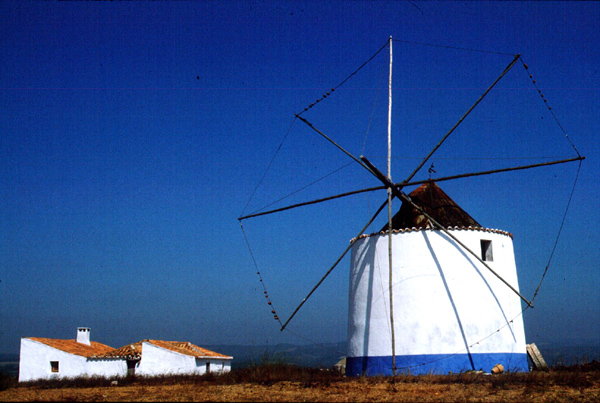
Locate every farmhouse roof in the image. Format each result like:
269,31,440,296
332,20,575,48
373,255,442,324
93,340,232,360
381,181,481,231
93,341,143,359
26,337,114,358
146,340,233,359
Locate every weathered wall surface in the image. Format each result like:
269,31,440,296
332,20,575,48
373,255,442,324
347,229,528,375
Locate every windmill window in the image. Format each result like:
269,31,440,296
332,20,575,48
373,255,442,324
50,361,59,373
481,240,493,262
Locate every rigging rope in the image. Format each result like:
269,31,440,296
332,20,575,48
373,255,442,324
519,58,582,158
241,40,387,219
239,222,283,327
239,117,297,219
392,38,516,56
360,40,389,237
297,40,389,116
244,161,354,218
515,56,585,302
361,44,388,156
530,158,583,304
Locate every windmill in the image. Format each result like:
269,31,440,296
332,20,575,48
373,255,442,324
239,37,584,376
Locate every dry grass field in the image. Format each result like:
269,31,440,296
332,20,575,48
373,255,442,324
1,361,599,402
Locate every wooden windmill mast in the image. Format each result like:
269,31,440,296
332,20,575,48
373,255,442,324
386,36,396,375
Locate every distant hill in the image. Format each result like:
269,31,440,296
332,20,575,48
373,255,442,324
0,355,18,363
205,341,600,370
0,354,19,378
535,342,600,367
204,342,347,370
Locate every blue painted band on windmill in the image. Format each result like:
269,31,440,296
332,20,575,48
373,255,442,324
346,352,529,376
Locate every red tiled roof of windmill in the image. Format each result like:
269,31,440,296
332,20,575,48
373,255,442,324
381,181,481,231
27,337,115,358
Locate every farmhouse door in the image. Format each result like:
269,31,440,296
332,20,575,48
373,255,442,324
126,360,137,376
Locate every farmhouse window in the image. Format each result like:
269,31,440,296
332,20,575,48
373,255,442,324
50,361,59,373
481,240,493,262
206,362,211,373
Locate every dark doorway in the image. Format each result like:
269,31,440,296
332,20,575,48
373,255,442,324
126,359,137,376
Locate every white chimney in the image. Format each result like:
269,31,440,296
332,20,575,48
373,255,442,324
77,327,91,345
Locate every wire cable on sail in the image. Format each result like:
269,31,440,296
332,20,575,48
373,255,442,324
361,45,388,156
392,39,517,56
295,114,376,176
531,158,583,304
239,117,298,219
519,57,582,158
243,161,354,218
297,40,389,117
239,222,283,326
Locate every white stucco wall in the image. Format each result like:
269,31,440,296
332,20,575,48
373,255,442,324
18,338,126,382
136,342,231,377
348,229,527,359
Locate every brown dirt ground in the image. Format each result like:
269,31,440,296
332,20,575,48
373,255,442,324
2,377,600,402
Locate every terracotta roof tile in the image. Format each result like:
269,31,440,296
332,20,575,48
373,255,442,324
146,340,232,359
28,337,232,361
27,338,114,358
93,341,143,359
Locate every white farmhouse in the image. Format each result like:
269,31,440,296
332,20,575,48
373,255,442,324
18,328,125,382
95,339,233,377
18,327,233,382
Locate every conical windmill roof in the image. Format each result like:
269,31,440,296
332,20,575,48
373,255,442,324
381,182,481,231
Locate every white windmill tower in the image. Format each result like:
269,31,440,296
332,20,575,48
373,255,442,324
347,181,527,375
239,37,583,376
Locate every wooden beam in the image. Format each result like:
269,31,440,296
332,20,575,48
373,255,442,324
237,156,584,221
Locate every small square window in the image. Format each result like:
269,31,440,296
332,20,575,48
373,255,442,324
481,240,493,262
50,361,59,373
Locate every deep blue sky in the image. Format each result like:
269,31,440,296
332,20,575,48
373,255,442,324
1,2,598,356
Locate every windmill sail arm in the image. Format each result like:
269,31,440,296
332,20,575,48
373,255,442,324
403,54,521,184
402,156,585,186
238,185,386,221
280,198,389,331
295,114,376,176
239,156,583,222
